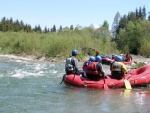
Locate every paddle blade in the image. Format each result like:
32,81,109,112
104,84,110,90
124,79,132,90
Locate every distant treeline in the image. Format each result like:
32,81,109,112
1,6,150,58
0,17,57,33
0,17,80,33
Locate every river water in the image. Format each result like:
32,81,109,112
0,57,150,113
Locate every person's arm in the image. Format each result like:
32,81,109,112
97,63,105,76
110,62,113,71
72,57,79,72
121,63,128,74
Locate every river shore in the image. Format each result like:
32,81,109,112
0,54,150,64
0,54,66,62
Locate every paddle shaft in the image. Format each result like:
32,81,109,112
103,74,110,90
60,74,66,84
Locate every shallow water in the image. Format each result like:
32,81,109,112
0,57,150,113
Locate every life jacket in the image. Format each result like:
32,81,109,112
87,62,100,75
111,61,122,72
82,60,90,71
65,57,74,72
125,55,132,62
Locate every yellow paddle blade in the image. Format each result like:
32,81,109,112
124,79,132,90
123,89,131,98
104,84,110,90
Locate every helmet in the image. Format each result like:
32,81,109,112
120,55,125,60
72,49,78,55
89,56,95,62
115,56,122,62
95,55,102,62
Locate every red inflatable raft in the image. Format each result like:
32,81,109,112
102,58,113,65
102,57,132,65
64,64,150,89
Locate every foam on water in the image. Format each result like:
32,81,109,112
0,58,59,78
12,70,43,78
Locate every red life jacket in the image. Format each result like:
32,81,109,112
82,60,89,71
87,62,100,75
125,55,132,62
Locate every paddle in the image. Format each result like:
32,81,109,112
124,77,132,90
103,75,110,90
60,74,66,84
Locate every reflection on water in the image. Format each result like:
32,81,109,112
58,86,150,113
133,90,150,113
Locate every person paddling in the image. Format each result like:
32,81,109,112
110,56,127,80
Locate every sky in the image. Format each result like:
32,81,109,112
1,0,150,30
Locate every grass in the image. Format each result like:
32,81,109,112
131,62,146,69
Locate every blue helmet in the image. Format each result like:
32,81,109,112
120,55,125,61
115,56,122,62
89,56,95,62
72,49,78,55
95,55,102,62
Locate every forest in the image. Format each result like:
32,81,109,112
0,6,150,60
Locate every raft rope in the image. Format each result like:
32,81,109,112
72,73,76,82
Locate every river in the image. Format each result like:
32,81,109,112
0,56,150,113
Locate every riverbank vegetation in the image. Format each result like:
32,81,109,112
131,62,146,69
0,6,150,61
0,29,118,60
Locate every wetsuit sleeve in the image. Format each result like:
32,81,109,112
72,57,79,71
121,63,128,74
97,63,105,75
110,62,113,71
74,58,79,70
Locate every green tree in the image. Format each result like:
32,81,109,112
52,24,56,32
135,8,139,18
0,17,7,32
142,6,146,20
20,20,24,30
70,25,74,30
117,15,127,34
102,20,109,30
139,7,143,19
128,12,136,21
24,24,32,32
14,20,20,32
44,26,48,33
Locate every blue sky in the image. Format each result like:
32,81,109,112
1,0,150,30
